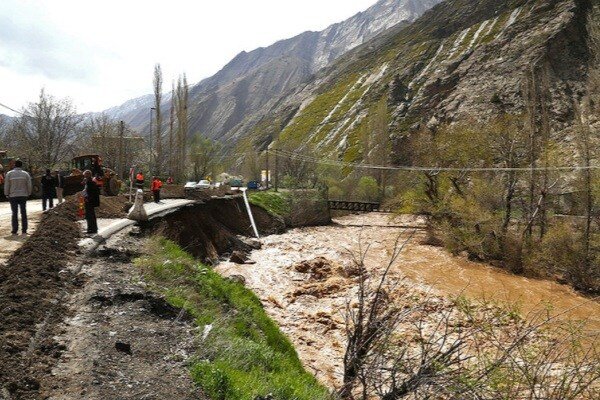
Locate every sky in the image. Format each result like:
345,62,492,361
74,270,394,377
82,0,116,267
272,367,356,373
0,0,377,116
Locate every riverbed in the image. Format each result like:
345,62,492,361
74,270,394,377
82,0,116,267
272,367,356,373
216,213,599,388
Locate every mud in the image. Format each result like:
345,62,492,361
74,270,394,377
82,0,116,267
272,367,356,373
1,195,156,399
44,231,204,400
0,199,80,399
216,213,600,389
146,198,285,262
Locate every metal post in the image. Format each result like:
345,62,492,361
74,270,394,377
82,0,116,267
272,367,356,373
265,148,269,190
274,147,278,192
118,120,124,178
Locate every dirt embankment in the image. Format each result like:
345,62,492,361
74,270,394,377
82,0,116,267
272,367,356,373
0,195,133,399
147,197,285,262
0,199,80,399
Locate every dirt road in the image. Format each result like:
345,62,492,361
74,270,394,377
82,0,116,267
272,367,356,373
0,200,44,263
45,229,204,400
216,213,600,388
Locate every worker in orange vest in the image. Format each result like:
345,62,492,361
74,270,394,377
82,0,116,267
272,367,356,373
151,176,163,203
135,171,145,189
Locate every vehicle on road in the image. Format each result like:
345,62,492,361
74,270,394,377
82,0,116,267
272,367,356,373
197,180,211,189
247,181,261,190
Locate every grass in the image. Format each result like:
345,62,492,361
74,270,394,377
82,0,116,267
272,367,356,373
248,191,291,217
136,238,331,400
279,73,361,145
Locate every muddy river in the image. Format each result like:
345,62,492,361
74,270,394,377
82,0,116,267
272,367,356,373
216,213,599,388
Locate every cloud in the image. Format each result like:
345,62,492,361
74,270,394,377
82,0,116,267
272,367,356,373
0,3,108,82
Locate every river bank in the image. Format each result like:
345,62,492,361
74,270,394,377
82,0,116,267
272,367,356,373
216,212,600,388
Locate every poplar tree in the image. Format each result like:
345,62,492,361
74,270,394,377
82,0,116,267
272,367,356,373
153,64,163,175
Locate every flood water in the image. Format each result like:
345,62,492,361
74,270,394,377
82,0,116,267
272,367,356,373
216,213,599,388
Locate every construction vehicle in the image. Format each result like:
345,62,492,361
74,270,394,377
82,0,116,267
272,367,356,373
66,154,122,196
1,153,121,199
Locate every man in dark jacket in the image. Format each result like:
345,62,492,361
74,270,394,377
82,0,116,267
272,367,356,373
41,169,56,211
83,170,100,234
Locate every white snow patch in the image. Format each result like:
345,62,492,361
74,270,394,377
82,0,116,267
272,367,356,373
468,20,490,49
446,28,471,60
484,16,499,38
413,40,447,85
504,7,523,31
308,74,367,142
311,63,388,148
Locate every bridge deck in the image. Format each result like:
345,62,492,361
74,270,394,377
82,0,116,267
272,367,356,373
328,200,390,213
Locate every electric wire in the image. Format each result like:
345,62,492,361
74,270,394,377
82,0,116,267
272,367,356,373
272,148,600,173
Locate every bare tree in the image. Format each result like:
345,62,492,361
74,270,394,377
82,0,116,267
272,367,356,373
11,89,83,169
168,81,175,178
83,114,119,168
153,64,163,175
340,235,600,399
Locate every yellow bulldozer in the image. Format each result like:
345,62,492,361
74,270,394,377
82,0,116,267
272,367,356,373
60,154,122,197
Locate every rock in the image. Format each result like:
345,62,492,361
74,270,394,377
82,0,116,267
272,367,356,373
227,275,247,285
230,251,249,264
115,341,132,355
239,236,262,250
254,395,274,400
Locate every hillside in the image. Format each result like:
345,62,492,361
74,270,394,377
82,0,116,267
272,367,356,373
247,0,595,163
102,0,442,139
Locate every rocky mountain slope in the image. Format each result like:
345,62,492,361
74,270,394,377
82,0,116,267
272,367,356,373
245,0,595,163
102,0,442,138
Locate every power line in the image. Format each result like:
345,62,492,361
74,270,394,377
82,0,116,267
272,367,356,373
0,101,26,117
273,148,600,173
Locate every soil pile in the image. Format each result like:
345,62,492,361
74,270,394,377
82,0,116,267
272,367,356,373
96,195,130,219
0,198,81,399
148,198,285,262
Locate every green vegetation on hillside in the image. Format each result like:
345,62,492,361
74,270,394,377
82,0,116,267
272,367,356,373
279,73,362,145
136,239,330,400
248,191,291,217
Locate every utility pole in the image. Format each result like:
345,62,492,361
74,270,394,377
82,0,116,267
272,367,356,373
274,147,278,192
265,148,269,190
118,120,124,178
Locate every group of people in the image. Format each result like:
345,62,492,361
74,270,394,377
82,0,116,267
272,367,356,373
40,169,66,210
135,171,164,203
4,163,168,237
3,162,100,236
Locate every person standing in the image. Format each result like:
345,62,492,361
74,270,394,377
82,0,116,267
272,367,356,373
55,170,65,204
41,169,56,211
83,170,100,235
151,176,163,203
135,171,145,190
3,160,32,235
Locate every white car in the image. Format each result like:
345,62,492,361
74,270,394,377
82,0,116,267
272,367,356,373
184,181,197,189
196,180,212,189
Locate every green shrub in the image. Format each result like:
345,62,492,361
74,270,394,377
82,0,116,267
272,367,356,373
248,191,291,217
356,175,379,202
136,238,330,400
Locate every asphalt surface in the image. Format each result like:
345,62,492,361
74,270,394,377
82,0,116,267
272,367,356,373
0,199,44,263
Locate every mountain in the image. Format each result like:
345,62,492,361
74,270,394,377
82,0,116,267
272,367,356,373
245,0,595,162
102,0,443,139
